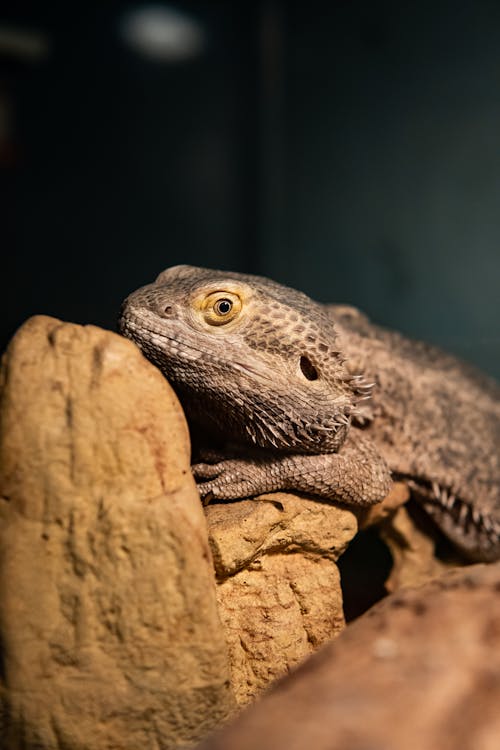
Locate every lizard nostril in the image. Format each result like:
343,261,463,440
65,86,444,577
164,305,173,315
300,356,318,381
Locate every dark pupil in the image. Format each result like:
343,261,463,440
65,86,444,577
217,299,232,315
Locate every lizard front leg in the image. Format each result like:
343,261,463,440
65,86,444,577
192,433,392,507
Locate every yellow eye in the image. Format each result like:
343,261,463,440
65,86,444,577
202,291,242,326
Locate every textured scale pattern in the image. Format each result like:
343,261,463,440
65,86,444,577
119,265,500,562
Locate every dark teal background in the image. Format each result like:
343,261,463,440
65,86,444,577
2,1,499,377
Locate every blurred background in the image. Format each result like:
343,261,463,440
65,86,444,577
1,0,499,377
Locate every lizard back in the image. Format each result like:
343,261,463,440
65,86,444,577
331,304,500,558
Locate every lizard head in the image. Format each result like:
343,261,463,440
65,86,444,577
119,265,372,454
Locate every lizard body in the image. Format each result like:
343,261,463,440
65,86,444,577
119,265,500,562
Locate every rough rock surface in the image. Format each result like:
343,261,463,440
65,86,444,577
357,482,460,592
379,504,458,591
0,316,235,750
195,562,500,750
205,494,356,703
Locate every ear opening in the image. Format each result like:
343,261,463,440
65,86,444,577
300,355,319,381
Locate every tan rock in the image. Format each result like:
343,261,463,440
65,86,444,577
0,316,235,750
358,480,410,528
206,493,357,577
358,482,459,593
205,494,356,703
195,562,500,750
215,554,345,705
380,504,458,591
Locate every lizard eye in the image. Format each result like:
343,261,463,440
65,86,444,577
202,291,242,326
214,298,232,316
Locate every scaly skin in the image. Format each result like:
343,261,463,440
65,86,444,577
118,265,500,562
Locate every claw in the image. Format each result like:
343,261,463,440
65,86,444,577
201,490,215,507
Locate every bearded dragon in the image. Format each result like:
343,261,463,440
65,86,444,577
118,265,500,562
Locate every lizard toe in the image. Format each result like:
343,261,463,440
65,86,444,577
192,462,224,480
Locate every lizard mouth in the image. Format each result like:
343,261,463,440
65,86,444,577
232,359,276,383
119,312,206,363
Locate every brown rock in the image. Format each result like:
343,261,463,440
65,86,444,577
358,482,459,593
380,504,458,591
205,494,356,703
215,553,345,705
195,562,500,750
206,493,357,577
358,480,410,528
0,316,235,750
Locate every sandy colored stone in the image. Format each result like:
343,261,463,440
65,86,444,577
0,316,235,750
358,482,459,593
358,480,410,529
206,493,358,577
205,494,356,704
215,554,344,705
196,562,500,750
380,504,458,591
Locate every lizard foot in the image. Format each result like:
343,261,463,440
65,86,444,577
193,457,277,502
192,434,392,507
